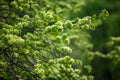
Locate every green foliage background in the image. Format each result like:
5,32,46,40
68,0,120,80
0,0,120,80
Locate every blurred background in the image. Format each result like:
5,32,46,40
67,0,120,80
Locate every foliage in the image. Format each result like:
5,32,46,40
72,0,120,80
106,37,120,63
68,9,109,64
0,0,108,80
